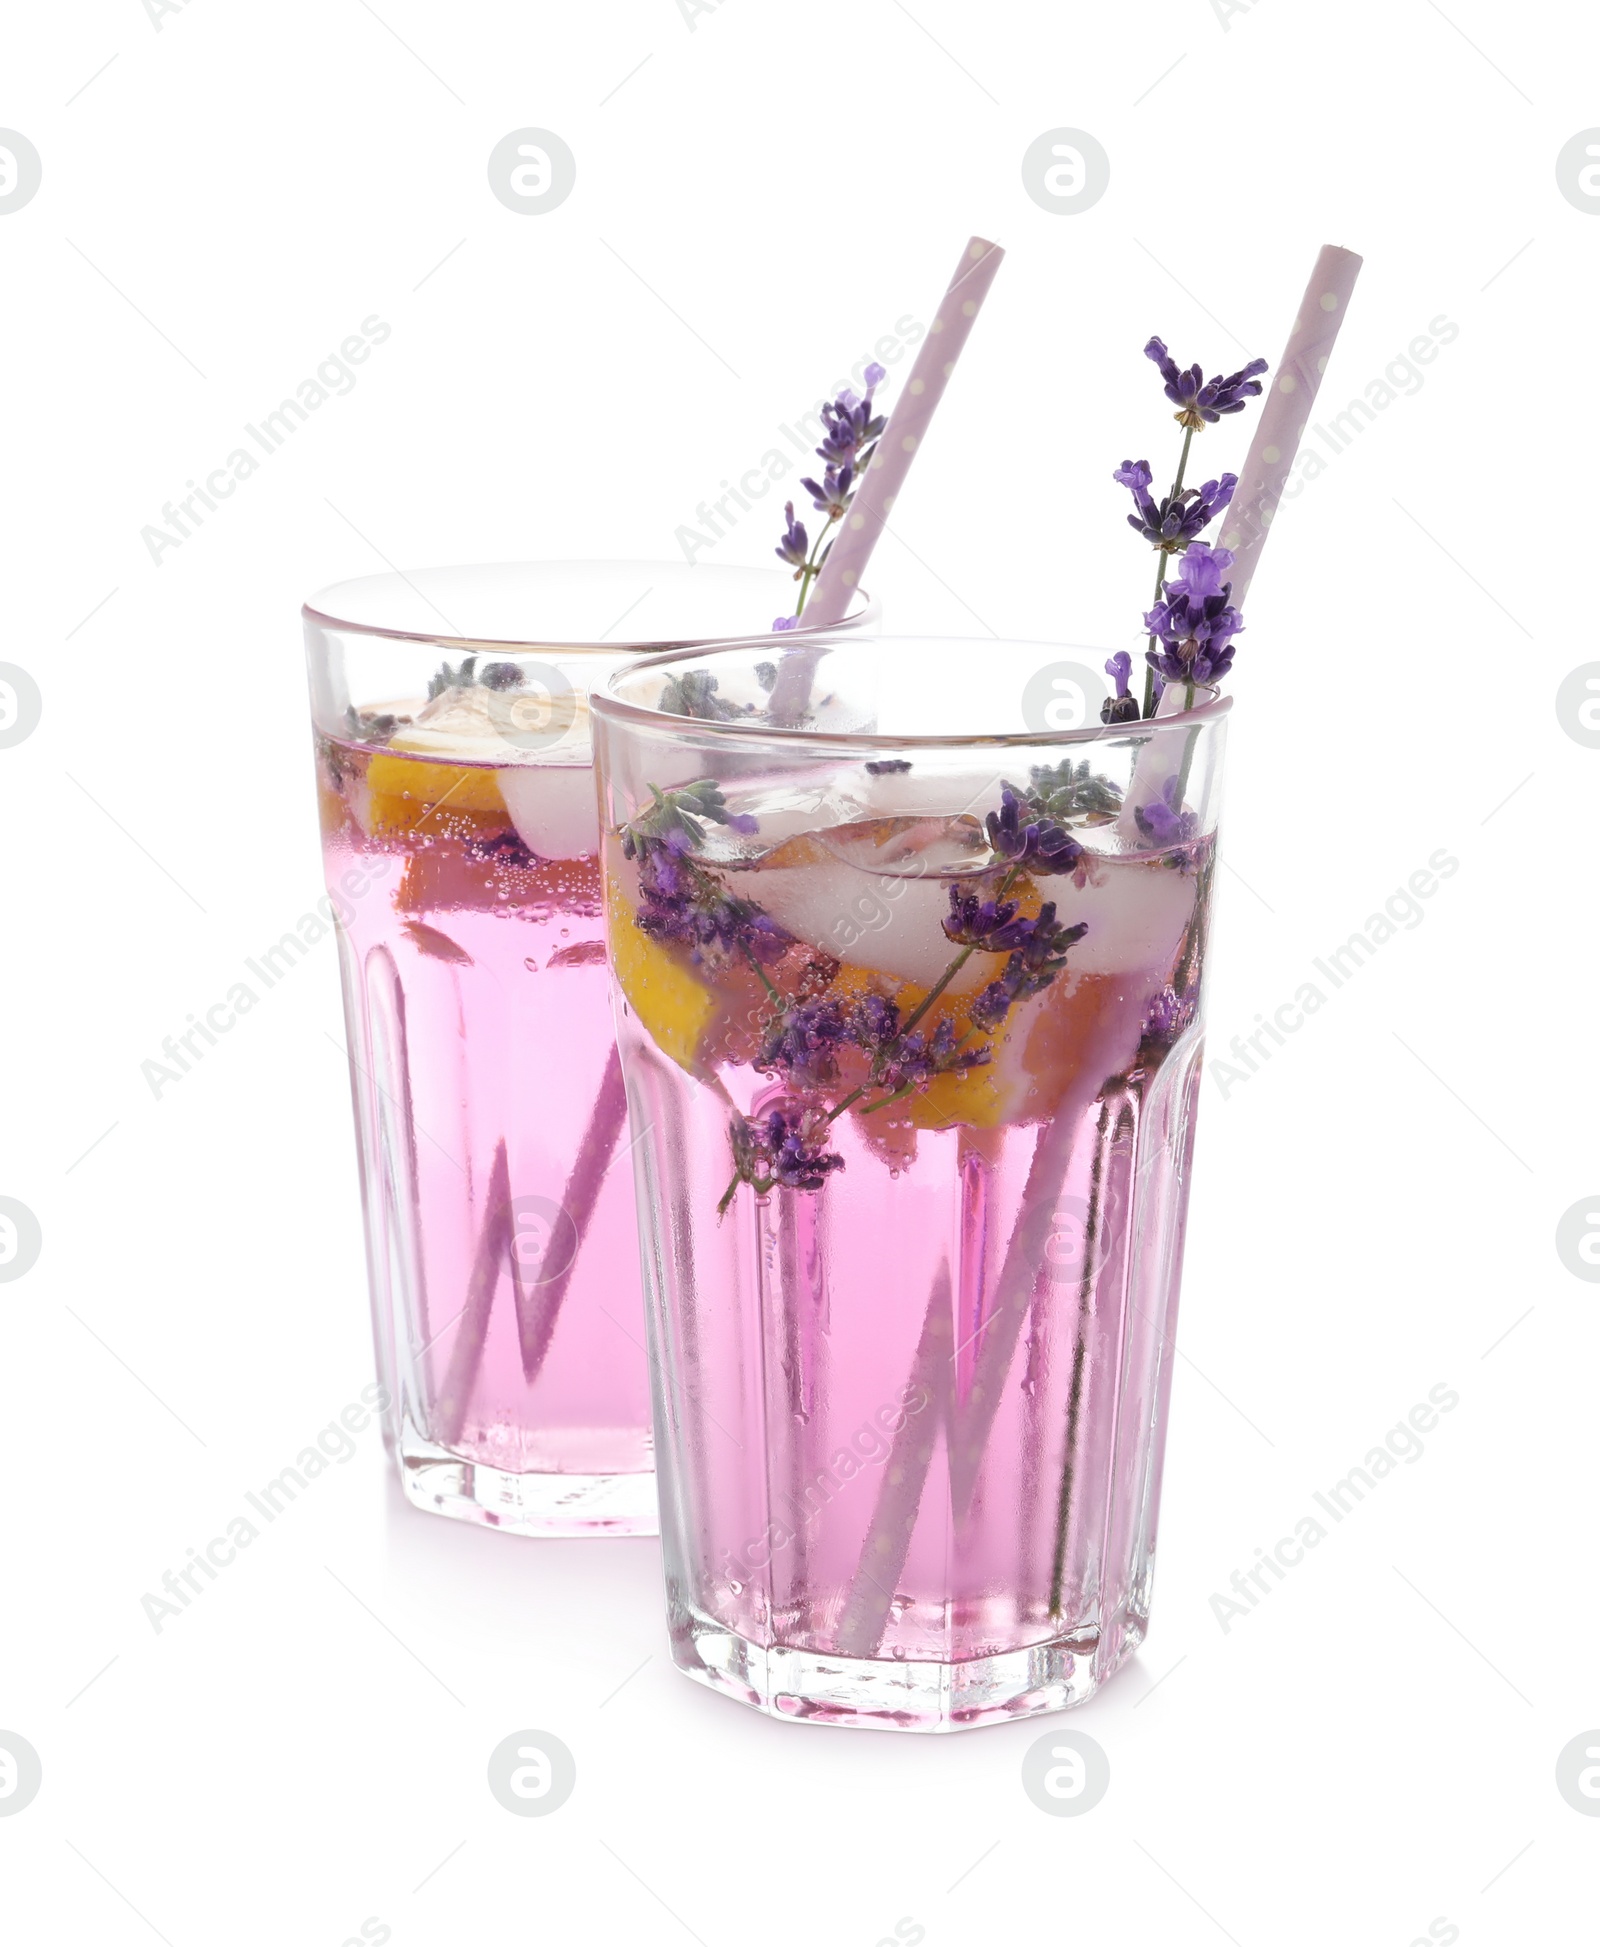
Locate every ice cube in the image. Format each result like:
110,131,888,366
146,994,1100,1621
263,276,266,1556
749,843,992,992
857,762,1017,823
1048,856,1196,975
499,763,601,861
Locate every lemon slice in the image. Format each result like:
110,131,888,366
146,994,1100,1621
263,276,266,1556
606,876,716,1074
354,683,596,842
360,752,508,838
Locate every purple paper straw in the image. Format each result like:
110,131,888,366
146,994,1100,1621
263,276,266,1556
433,1138,512,1448
832,1265,954,1660
802,235,1006,629
514,1046,630,1382
1217,243,1364,608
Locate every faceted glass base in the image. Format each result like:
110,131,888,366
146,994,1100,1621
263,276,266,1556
668,1596,1145,1733
398,1416,658,1537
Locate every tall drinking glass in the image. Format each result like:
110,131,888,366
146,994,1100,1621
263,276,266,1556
594,634,1227,1722
303,565,877,1537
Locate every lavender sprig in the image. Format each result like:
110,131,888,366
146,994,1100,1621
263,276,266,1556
621,781,1091,1213
774,364,888,628
634,831,788,971
619,779,757,860
1120,337,1264,717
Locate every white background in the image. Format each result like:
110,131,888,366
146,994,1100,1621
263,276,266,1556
2,1,1594,1942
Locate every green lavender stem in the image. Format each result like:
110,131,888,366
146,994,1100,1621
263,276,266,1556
1140,423,1196,719
792,513,838,620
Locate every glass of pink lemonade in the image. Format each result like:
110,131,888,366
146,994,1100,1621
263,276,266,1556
303,564,876,1537
594,632,1227,1722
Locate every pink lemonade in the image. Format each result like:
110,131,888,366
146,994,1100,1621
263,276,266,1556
316,687,654,1534
596,640,1228,1728
303,561,879,1539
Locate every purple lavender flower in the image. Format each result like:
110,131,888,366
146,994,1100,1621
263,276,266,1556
634,829,782,969
794,372,888,523
943,886,1043,953
1115,460,1238,550
1100,651,1141,726
772,615,799,632
775,501,808,571
1144,339,1269,429
1133,776,1199,849
756,998,850,1088
732,1105,845,1194
968,980,1015,1034
874,1019,989,1094
768,1106,845,1190
815,370,889,468
844,991,987,1095
999,902,1088,998
660,668,760,722
798,462,856,520
1143,984,1198,1045
848,992,902,1054
985,785,1085,876
967,902,1088,1028
1144,541,1244,688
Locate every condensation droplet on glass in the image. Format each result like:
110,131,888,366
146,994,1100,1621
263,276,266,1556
728,1580,743,1595
524,957,539,972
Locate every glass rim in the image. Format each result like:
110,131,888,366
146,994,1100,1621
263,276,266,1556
591,633,1235,752
301,559,879,655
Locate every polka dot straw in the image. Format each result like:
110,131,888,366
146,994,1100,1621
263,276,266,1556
1218,243,1364,608
802,235,1006,628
